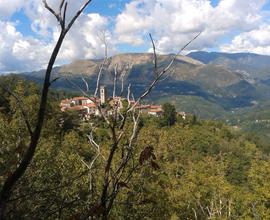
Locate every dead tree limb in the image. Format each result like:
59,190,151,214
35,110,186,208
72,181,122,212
113,65,118,98
129,32,201,111
149,34,158,77
98,33,200,219
67,31,200,219
81,76,89,92
94,31,108,97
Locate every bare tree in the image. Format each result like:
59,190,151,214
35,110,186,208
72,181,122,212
69,32,200,219
0,1,92,218
95,30,109,97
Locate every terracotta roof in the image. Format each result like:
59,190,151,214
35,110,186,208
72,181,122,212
150,105,162,109
61,97,97,104
68,106,86,111
136,105,151,109
148,109,163,113
85,103,96,108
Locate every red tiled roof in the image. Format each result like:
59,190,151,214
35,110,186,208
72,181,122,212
68,106,86,111
61,97,98,104
85,103,96,108
148,109,163,113
136,105,151,109
150,105,162,109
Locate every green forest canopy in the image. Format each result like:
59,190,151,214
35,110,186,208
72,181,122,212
0,77,270,219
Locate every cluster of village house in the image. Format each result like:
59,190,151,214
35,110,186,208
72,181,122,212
60,86,165,118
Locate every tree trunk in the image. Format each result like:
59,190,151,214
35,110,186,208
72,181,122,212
0,31,66,219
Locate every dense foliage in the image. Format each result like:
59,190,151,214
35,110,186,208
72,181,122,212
0,77,269,219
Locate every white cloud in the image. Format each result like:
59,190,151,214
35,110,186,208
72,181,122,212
0,21,52,72
0,1,112,72
0,0,24,18
57,13,114,61
220,24,270,55
115,0,268,53
210,0,267,30
23,0,92,36
0,0,270,72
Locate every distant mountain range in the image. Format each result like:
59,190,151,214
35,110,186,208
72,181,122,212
187,51,270,81
18,51,270,118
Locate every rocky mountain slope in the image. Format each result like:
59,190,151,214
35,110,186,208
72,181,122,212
20,52,270,117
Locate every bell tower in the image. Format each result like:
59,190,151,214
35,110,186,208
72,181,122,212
100,86,107,104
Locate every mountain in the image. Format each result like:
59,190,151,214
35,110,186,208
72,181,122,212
187,51,270,81
18,52,270,118
24,53,249,88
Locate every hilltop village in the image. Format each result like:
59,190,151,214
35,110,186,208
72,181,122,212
60,86,167,119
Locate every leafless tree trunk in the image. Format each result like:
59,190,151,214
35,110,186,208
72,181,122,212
68,32,200,219
0,1,92,218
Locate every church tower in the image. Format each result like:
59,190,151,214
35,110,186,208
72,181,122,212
100,86,107,105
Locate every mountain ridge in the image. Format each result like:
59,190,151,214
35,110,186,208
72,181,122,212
15,52,270,118
187,51,270,80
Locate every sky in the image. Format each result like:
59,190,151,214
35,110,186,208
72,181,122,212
1,0,270,73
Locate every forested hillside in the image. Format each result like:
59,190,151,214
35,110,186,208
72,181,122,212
1,77,269,219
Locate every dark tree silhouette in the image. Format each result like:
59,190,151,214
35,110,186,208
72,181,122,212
0,1,92,218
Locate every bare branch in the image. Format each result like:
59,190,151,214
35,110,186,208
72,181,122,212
65,78,111,126
94,31,108,97
158,67,175,83
65,78,85,95
60,30,200,220
65,0,92,33
129,32,201,112
113,65,118,98
87,131,106,161
113,110,141,183
98,30,108,59
50,77,61,85
81,77,89,92
79,129,108,193
120,74,125,97
128,110,141,149
131,93,135,101
127,84,132,107
0,1,92,215
94,60,106,97
119,62,133,97
59,0,66,16
162,31,201,73
149,33,158,77
63,2,68,28
42,0,62,25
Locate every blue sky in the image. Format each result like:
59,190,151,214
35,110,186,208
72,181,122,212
1,0,270,73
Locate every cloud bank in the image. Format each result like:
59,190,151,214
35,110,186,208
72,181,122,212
0,0,270,72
